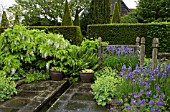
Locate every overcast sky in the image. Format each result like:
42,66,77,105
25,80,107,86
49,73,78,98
0,0,138,9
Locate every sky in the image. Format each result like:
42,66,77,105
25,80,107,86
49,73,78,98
0,0,138,9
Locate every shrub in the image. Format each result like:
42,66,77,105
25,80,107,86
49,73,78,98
111,2,121,23
1,11,9,27
73,9,80,26
61,0,73,26
25,71,49,83
121,10,138,23
94,67,118,80
0,25,71,79
0,71,17,101
91,75,122,106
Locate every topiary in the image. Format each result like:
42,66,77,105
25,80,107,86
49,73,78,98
1,11,9,27
61,0,73,26
111,2,121,23
73,9,80,26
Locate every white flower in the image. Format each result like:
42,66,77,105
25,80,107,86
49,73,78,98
54,43,59,49
11,68,16,75
14,40,17,45
46,62,49,70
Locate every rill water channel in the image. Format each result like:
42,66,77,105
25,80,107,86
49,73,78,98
0,79,108,112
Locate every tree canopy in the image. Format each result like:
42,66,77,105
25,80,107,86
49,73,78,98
9,0,91,26
136,0,170,23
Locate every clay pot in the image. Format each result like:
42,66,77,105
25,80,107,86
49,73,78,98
50,71,64,81
80,72,94,83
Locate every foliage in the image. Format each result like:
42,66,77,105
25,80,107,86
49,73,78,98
116,0,121,15
121,10,138,23
80,0,110,36
62,0,73,26
25,71,49,83
11,69,26,81
7,4,22,26
28,26,83,45
113,64,170,111
13,0,90,26
14,0,65,26
111,2,121,23
0,71,17,102
1,11,9,27
87,23,170,57
67,39,99,83
73,9,80,26
89,0,111,24
69,0,91,17
102,46,139,71
136,0,170,23
91,75,122,106
0,25,70,79
94,67,118,80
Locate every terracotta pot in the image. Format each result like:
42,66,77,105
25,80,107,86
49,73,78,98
80,72,94,83
50,71,64,81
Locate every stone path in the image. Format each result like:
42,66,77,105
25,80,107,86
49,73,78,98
0,80,68,112
47,83,108,112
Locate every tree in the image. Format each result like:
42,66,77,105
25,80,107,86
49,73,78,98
1,11,9,27
61,0,73,26
73,9,80,26
13,0,90,26
136,0,170,23
7,5,22,26
14,0,65,26
117,0,121,16
69,0,91,17
111,2,121,23
88,0,111,24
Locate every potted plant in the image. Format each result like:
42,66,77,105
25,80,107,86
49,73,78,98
50,67,64,81
80,69,94,83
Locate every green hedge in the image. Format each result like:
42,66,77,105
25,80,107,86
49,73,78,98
87,23,170,57
0,26,83,45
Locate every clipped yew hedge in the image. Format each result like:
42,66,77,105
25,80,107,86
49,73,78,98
87,23,170,57
0,26,83,45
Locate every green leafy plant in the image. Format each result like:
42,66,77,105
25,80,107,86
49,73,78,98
0,71,17,102
91,75,122,106
67,39,99,83
102,46,139,71
0,25,71,80
25,71,49,83
94,67,118,80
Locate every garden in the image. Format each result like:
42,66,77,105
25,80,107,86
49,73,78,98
0,25,169,112
0,0,170,111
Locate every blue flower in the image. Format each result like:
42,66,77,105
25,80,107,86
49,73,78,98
149,100,154,106
146,91,152,96
109,107,114,111
131,99,136,104
145,84,149,90
156,85,160,91
150,108,155,112
156,102,164,106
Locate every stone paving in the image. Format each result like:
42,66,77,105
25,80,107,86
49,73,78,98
47,83,108,112
0,80,68,112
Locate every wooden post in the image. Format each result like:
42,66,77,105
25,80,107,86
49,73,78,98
136,37,140,58
152,38,159,70
140,37,145,67
98,37,102,63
